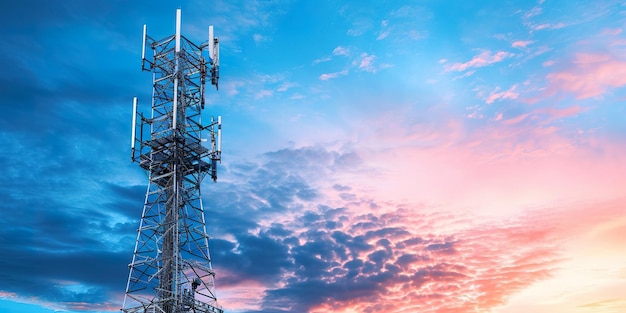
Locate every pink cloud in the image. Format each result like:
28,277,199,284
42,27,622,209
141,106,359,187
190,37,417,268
512,40,533,48
501,112,531,125
333,46,350,56
358,53,376,72
346,110,626,219
533,22,565,31
485,85,519,104
547,53,626,99
538,105,583,119
303,206,564,313
337,131,626,312
376,31,390,40
217,278,267,311
224,119,626,313
319,69,348,80
610,39,626,46
601,27,622,36
312,56,332,64
574,53,610,64
446,50,513,72
254,89,273,99
217,81,626,313
523,6,542,20
276,82,296,92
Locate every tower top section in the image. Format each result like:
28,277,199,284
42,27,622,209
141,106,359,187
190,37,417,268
130,8,223,183
141,8,220,91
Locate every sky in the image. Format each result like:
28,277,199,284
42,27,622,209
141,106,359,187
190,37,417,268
1,0,625,312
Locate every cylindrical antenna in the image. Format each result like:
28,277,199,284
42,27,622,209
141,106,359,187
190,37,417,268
141,24,147,62
131,97,137,150
217,116,222,153
173,79,178,129
173,9,181,129
175,9,181,52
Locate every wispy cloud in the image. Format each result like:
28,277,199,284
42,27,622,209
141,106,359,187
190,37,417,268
547,52,626,99
377,20,390,40
375,5,430,44
445,50,514,72
277,82,297,92
320,69,349,81
520,3,567,32
221,79,246,96
313,46,350,65
537,105,584,119
523,6,543,20
376,31,390,40
192,0,284,50
601,27,622,36
500,112,531,125
512,40,533,48
253,33,269,43
485,85,519,104
313,56,332,65
316,48,382,80
357,53,376,72
532,22,566,31
333,46,351,56
346,18,373,37
255,89,273,99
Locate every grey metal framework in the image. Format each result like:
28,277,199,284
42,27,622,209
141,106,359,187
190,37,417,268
123,9,223,313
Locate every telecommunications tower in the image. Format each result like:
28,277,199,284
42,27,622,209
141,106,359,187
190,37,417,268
123,9,223,313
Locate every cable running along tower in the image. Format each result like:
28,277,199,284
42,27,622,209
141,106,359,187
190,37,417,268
123,9,223,313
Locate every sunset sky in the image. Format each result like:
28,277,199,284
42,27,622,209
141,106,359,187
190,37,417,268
1,0,625,312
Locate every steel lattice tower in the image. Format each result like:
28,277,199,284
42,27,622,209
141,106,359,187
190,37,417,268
123,9,223,313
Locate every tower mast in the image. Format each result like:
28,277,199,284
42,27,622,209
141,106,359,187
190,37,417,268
123,9,223,313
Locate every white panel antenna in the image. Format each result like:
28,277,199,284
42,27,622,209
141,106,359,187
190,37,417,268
175,9,181,52
131,97,137,150
217,116,222,153
172,9,181,129
208,26,214,61
141,25,147,62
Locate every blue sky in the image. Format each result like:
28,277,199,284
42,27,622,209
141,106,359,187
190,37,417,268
1,1,626,312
